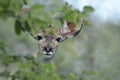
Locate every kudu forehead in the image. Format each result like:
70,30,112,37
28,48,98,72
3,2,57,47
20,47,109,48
39,27,61,38
45,35,54,41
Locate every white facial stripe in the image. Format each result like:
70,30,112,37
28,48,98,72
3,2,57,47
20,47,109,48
42,51,53,55
49,52,53,55
43,51,47,54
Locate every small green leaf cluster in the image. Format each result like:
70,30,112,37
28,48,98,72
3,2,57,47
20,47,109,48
0,0,21,20
81,6,94,18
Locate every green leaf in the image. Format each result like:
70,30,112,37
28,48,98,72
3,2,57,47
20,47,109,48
8,0,21,15
51,73,61,80
23,0,31,5
89,70,99,76
20,14,30,22
0,7,3,11
80,12,88,18
14,20,22,35
0,1,10,9
68,73,76,80
82,70,99,76
24,21,31,32
84,6,94,13
30,9,45,19
0,71,9,76
31,4,43,12
1,54,10,66
0,42,5,53
83,20,90,26
0,12,7,20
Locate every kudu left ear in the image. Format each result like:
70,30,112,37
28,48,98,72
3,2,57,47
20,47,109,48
61,20,83,40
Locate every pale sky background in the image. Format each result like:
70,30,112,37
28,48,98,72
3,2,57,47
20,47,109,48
65,0,120,22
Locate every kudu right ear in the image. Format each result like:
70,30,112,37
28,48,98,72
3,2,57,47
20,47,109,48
61,20,83,40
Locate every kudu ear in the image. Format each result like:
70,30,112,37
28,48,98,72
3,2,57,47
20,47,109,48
61,20,83,40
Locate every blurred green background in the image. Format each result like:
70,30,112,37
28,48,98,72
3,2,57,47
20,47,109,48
0,0,120,80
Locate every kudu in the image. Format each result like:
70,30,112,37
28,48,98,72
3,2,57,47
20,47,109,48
29,20,83,61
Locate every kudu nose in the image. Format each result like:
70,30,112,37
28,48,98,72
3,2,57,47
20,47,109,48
44,47,52,53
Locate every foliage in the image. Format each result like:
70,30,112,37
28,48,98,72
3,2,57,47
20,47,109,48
0,0,95,80
0,42,97,80
0,0,94,35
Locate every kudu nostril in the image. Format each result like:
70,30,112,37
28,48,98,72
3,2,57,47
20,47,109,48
44,47,52,53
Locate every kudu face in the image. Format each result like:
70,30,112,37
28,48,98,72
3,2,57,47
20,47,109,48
36,29,62,59
30,20,83,61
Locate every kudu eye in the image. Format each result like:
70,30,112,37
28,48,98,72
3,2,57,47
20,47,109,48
56,37,63,42
37,35,42,40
